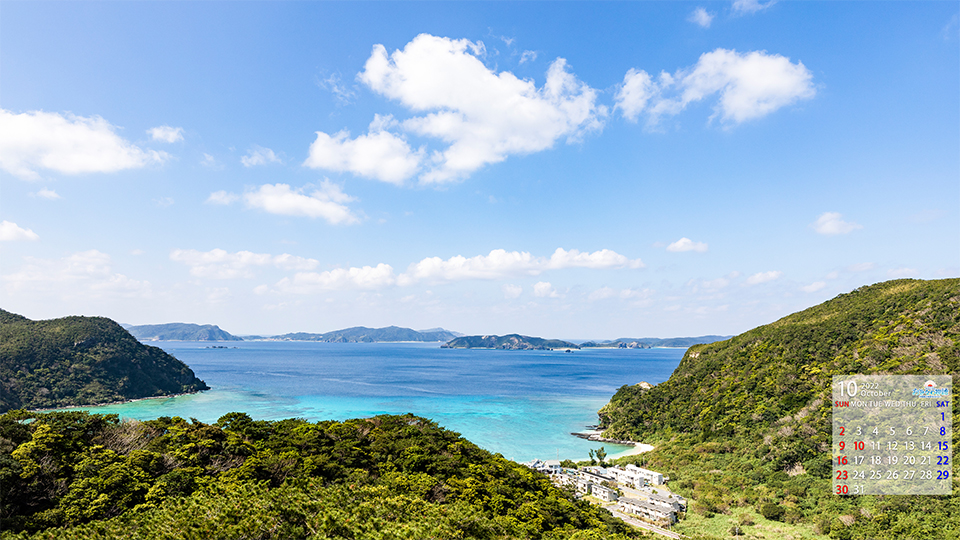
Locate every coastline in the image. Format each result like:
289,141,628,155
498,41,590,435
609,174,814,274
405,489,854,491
25,389,208,413
571,429,655,460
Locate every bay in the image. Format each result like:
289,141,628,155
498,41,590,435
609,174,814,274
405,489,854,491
73,342,685,462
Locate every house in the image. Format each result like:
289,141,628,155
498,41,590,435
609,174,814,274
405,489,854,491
618,496,676,524
574,468,619,502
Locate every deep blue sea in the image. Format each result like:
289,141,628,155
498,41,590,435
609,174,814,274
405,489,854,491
73,342,685,462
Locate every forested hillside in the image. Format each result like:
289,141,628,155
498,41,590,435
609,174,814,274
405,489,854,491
0,311,209,412
599,278,960,539
0,411,638,539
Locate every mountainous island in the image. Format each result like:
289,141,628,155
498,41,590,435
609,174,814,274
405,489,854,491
123,322,242,341
0,310,209,413
597,278,959,539
579,335,731,348
442,334,580,350
266,325,461,343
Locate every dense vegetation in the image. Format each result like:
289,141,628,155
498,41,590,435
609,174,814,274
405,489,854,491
443,335,579,350
272,326,460,343
122,323,242,341
0,310,208,413
0,411,640,539
600,278,960,539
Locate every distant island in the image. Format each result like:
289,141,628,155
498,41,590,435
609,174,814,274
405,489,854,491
123,322,243,341
264,326,462,343
579,335,731,348
0,310,209,413
443,334,580,350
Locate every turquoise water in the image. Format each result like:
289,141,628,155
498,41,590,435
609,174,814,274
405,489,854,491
72,342,685,462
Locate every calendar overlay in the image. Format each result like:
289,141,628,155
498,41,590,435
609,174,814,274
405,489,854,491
833,375,952,495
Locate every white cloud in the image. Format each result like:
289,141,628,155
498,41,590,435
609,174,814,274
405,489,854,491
318,73,357,104
154,196,174,208
502,284,523,298
0,221,39,241
241,145,282,167
520,50,538,64
813,212,862,235
0,109,167,179
746,270,782,285
358,34,606,183
32,188,61,199
615,69,656,122
888,267,919,278
533,281,560,298
147,125,184,143
689,7,714,28
398,247,641,285
244,182,360,225
666,237,708,252
170,248,319,279
732,0,777,15
801,281,826,293
304,123,422,185
275,264,397,293
206,190,240,205
547,248,644,269
2,250,151,299
616,48,815,126
201,153,220,168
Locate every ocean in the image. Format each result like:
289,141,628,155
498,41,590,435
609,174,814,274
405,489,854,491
72,342,685,462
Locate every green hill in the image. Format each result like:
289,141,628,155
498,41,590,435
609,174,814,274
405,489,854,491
443,334,580,350
0,310,209,412
0,411,635,539
123,322,242,341
597,278,959,539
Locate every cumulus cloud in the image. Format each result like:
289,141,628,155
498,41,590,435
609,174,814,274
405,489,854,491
0,221,39,241
244,182,359,225
147,125,184,143
32,188,61,199
2,250,151,299
533,281,560,298
206,190,240,205
616,48,815,126
274,264,396,293
0,109,167,179
304,119,422,184
732,0,777,15
801,281,826,292
615,69,656,122
667,237,708,252
746,270,782,285
170,248,319,279
356,34,606,183
397,248,642,285
502,284,523,298
689,7,714,28
241,145,282,167
812,212,862,235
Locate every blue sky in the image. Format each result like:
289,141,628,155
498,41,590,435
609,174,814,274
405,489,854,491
1,1,957,339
